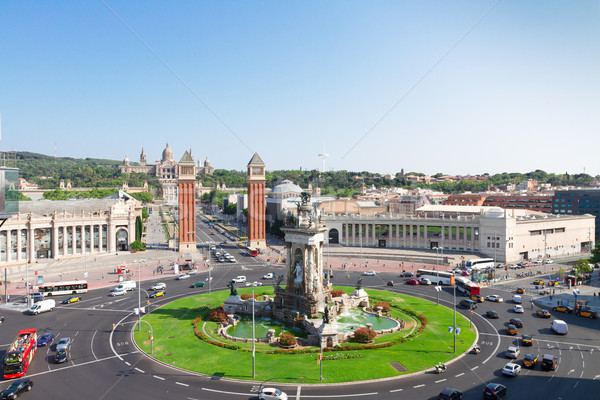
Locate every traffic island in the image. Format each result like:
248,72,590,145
133,286,476,383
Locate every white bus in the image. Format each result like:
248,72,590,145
37,281,88,296
465,258,494,271
416,269,454,285
455,276,481,296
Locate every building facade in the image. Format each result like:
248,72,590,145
0,196,141,267
177,151,197,253
247,153,266,249
553,189,600,240
322,205,594,263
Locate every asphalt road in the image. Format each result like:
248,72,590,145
0,224,598,400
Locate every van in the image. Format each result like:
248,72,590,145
116,281,137,291
459,299,477,309
512,295,522,304
541,354,558,371
27,299,56,315
551,319,568,335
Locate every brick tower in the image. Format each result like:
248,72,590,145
247,153,266,249
177,150,196,253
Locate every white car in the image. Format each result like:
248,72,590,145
505,346,520,359
109,288,127,296
231,276,247,283
262,273,274,279
420,278,432,285
245,282,263,287
259,387,288,400
150,282,166,291
56,337,72,351
544,259,554,264
176,274,191,280
502,362,521,376
186,270,198,275
486,295,504,302
362,270,376,276
513,305,524,313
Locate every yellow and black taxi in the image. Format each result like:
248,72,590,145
506,324,518,335
521,334,533,346
548,280,559,287
148,290,165,298
523,353,537,368
533,279,544,285
516,287,525,294
537,309,551,318
61,296,81,304
471,294,485,303
553,304,574,314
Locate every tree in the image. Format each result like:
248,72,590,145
129,191,154,204
223,203,237,215
589,241,600,264
572,259,592,277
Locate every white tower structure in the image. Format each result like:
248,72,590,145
318,142,329,173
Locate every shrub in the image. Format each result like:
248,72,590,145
373,301,391,313
209,307,228,323
279,333,297,347
130,240,146,251
240,293,257,300
353,327,376,343
331,289,346,298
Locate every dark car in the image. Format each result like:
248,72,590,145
54,349,68,364
541,354,558,371
485,310,499,319
190,281,206,288
405,279,419,285
0,378,33,399
509,318,523,328
437,387,462,400
483,383,507,400
37,333,54,347
401,272,414,277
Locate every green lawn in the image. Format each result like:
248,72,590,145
133,286,476,383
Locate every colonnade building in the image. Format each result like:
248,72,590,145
322,205,595,263
0,195,142,266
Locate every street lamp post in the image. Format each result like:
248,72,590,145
434,247,443,305
453,280,457,354
251,281,257,378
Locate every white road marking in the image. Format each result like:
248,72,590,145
593,375,600,380
153,375,165,380
413,384,425,388
135,367,144,373
90,330,98,360
568,369,575,375
580,371,584,378
435,379,447,383
176,382,189,387
455,373,465,377
125,361,131,366
23,353,135,378
389,388,403,393
296,386,301,400
471,366,479,370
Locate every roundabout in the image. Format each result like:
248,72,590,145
132,286,477,383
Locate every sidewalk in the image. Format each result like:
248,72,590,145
534,276,600,314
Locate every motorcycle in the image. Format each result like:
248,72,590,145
387,281,394,287
434,362,447,373
472,345,481,354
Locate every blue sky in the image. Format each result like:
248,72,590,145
1,1,598,176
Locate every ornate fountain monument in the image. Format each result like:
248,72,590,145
272,192,332,323
218,193,399,348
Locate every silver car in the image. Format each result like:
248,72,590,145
56,337,72,351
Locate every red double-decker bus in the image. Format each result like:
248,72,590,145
3,329,37,379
